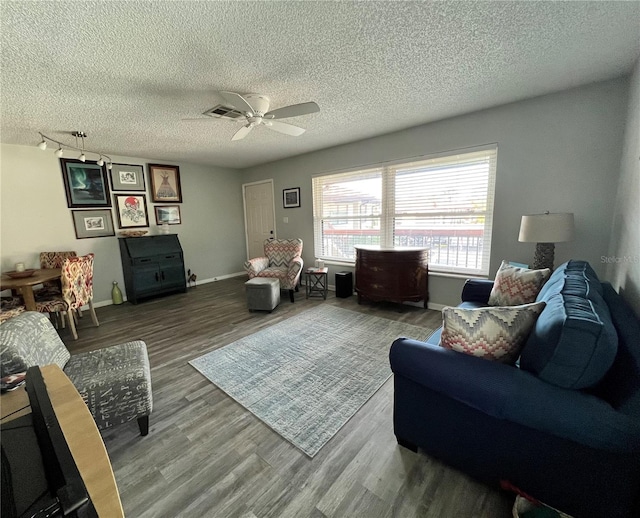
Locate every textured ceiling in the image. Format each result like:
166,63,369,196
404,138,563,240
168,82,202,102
1,1,639,169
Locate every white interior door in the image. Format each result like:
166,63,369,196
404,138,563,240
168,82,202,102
243,180,276,260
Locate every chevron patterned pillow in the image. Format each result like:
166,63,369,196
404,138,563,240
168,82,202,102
440,302,546,364
488,261,551,306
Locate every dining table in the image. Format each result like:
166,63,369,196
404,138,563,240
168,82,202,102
0,268,61,311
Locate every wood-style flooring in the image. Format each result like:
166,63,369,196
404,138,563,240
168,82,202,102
66,277,513,517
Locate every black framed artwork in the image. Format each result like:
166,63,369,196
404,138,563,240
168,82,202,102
60,159,110,208
283,187,300,208
110,163,145,191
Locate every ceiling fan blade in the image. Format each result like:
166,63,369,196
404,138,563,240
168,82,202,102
219,91,255,115
232,124,254,141
265,120,306,136
264,102,320,120
180,118,217,122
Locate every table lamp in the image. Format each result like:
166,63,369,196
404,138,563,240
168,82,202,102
518,212,575,270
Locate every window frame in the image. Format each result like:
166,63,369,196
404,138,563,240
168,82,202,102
312,145,497,276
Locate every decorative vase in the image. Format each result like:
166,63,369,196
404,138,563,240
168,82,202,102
111,281,124,305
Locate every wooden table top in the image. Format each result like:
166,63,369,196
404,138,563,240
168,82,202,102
1,364,124,517
0,268,61,289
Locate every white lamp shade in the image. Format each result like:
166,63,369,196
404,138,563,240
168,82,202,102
519,213,575,243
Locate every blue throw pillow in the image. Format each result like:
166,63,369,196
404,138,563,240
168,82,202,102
519,261,618,389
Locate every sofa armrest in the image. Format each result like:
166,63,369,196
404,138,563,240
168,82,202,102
461,279,494,303
390,337,640,452
244,257,269,277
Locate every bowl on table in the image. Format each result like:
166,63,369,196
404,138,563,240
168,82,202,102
4,269,36,279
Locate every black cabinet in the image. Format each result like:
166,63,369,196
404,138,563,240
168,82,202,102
119,235,187,304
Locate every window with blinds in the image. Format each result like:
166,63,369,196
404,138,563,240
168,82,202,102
312,145,497,275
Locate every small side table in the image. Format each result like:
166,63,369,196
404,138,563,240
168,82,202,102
306,267,328,300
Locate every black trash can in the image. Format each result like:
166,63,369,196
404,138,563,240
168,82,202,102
335,271,353,298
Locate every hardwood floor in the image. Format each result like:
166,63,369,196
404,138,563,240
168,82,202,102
67,278,513,517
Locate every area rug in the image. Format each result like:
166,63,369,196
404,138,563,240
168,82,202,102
189,305,435,457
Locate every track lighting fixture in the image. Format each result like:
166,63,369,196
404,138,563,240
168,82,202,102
36,131,112,166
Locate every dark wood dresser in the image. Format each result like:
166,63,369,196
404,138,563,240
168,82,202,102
119,235,187,303
355,245,429,308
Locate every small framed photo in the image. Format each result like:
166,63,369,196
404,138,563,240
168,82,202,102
114,194,149,228
155,205,181,225
110,163,145,191
60,159,111,208
71,209,115,239
283,187,300,208
148,163,182,203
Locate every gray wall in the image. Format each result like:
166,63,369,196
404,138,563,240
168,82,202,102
608,58,640,317
0,144,246,304
242,78,629,307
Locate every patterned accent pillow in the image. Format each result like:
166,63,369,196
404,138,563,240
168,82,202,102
488,261,551,306
440,302,546,364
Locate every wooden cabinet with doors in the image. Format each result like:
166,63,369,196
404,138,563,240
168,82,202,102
355,245,429,308
118,235,187,303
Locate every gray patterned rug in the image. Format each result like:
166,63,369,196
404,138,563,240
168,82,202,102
189,305,435,457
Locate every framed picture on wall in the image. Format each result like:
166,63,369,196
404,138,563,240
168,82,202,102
114,194,149,228
155,205,181,225
71,209,115,239
283,187,300,208
148,163,182,202
60,159,111,208
110,163,145,191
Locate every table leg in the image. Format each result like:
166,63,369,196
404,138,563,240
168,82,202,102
20,286,37,311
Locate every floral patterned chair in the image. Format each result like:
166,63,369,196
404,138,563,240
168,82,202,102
35,253,99,340
0,297,26,324
0,311,152,435
38,251,77,296
244,238,304,302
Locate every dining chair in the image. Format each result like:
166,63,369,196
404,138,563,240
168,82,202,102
35,253,99,340
38,251,77,298
0,296,26,324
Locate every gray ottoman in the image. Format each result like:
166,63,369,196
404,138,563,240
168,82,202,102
245,277,280,311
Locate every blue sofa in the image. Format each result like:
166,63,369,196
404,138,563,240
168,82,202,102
390,260,640,518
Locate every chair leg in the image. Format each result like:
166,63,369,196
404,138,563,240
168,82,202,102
66,310,78,340
88,300,99,327
137,415,149,436
289,289,295,303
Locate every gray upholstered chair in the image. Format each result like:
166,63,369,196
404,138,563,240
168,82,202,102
0,311,152,435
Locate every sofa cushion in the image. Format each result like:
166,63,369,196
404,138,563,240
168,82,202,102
520,261,618,389
439,302,545,364
488,261,551,306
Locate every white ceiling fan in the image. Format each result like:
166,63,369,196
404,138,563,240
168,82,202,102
184,91,320,141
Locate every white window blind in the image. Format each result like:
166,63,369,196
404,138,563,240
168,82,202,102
312,145,497,275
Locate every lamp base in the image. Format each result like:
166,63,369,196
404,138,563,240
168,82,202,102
533,243,555,270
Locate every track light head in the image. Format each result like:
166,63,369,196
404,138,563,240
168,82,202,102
79,153,86,162
55,147,63,158
107,162,113,170
38,140,47,150
97,156,104,166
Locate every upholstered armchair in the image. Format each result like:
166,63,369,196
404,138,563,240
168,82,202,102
0,312,153,435
244,238,304,302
